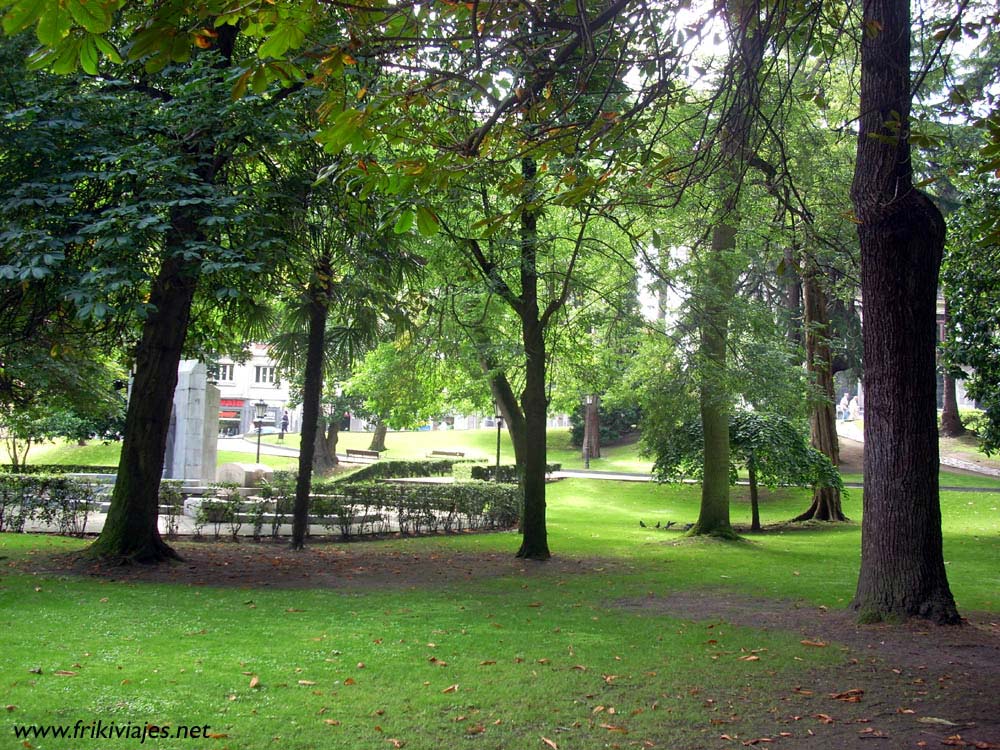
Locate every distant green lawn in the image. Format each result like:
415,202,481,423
11,428,1000,488
1,477,996,750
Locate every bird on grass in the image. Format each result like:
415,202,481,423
664,521,676,529
639,520,647,528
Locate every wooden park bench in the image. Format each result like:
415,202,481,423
430,450,465,457
345,448,380,461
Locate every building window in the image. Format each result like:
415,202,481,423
255,366,277,385
216,363,235,382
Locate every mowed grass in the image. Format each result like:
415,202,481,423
1,479,997,750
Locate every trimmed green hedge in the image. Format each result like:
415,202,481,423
469,463,561,483
306,480,520,538
0,474,98,535
338,458,478,483
1,464,118,475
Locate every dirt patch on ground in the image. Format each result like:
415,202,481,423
617,591,1000,749
24,539,619,590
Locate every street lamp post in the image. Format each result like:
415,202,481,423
254,399,269,463
494,400,503,483
583,394,593,469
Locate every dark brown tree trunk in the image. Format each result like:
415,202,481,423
90,253,197,563
793,265,847,522
940,299,966,437
291,288,329,550
849,0,959,624
475,333,528,469
748,459,761,532
517,314,550,560
368,421,388,452
88,24,238,564
514,154,551,560
583,394,601,461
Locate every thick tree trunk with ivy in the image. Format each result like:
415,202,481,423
793,266,846,522
291,290,329,550
90,252,197,563
691,220,737,538
688,0,765,539
849,0,959,624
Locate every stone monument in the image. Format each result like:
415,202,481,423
163,361,220,484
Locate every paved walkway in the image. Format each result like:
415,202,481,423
836,420,1000,480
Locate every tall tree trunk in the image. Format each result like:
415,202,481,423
689,0,765,539
583,395,601,461
940,298,966,437
514,153,551,560
90,253,197,563
793,264,847,522
518,314,550,559
692,223,737,538
368,420,388,452
291,289,329,550
88,24,237,564
748,459,761,532
849,0,959,624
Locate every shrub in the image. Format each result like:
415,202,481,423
340,459,477,483
0,474,97,536
470,464,561,483
0,464,118,475
300,481,520,540
159,480,185,539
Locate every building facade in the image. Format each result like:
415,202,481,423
213,344,299,436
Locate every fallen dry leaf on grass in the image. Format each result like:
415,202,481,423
541,737,558,749
830,688,864,702
249,675,260,689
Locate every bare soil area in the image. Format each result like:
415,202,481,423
617,591,1000,749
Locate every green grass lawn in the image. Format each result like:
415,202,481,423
1,478,997,749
